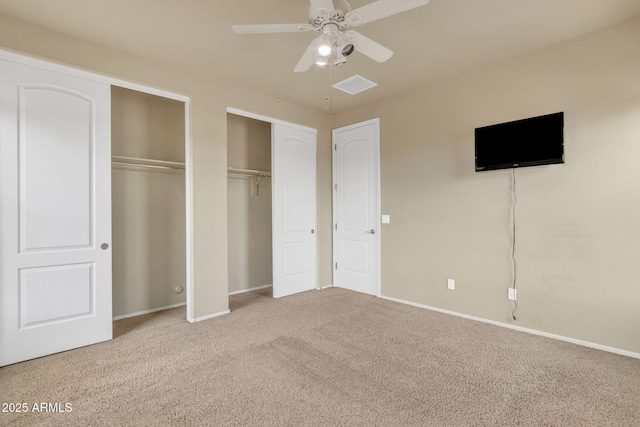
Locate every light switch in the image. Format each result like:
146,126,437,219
381,215,390,224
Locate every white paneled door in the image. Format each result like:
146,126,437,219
272,123,317,298
0,58,112,366
333,119,380,296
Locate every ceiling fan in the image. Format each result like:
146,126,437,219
232,0,430,72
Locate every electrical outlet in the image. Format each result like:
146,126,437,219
448,279,455,290
508,288,517,301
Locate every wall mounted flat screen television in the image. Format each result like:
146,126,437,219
475,112,564,172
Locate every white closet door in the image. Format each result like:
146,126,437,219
272,123,317,298
0,58,112,366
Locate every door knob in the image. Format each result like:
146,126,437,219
366,229,375,234
101,243,109,250
311,229,315,234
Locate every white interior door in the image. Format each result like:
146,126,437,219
0,58,112,366
333,118,380,296
272,123,317,298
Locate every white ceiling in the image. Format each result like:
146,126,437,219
1,0,639,112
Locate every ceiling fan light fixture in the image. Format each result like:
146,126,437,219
333,49,347,66
333,56,347,66
317,44,332,57
315,55,329,66
341,43,354,56
317,32,333,57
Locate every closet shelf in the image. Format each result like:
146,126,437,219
227,167,271,178
112,156,185,171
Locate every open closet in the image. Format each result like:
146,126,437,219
226,109,318,300
227,113,273,295
111,87,187,319
0,51,192,366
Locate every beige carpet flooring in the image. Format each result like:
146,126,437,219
1,287,639,426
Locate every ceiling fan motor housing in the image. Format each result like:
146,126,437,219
309,0,351,28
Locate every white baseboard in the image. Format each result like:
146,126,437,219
379,295,640,360
228,284,273,296
228,284,334,295
113,302,186,321
191,309,231,323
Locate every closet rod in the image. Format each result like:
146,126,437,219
227,167,271,177
112,155,185,171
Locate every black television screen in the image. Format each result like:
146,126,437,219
475,112,564,172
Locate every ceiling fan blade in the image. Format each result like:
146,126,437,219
294,38,321,72
346,0,430,27
233,23,313,34
310,0,335,10
347,31,393,63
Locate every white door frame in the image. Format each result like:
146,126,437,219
227,107,317,135
226,107,319,296
332,118,381,297
0,49,196,322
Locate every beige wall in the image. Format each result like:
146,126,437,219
111,87,186,318
227,114,273,294
112,86,185,161
334,19,640,353
0,13,333,319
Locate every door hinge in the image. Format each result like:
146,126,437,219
334,144,337,151
335,262,338,269
334,183,337,191
334,223,337,230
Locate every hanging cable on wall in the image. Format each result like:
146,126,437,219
511,168,518,320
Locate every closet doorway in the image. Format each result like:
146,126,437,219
227,114,273,296
111,87,188,321
226,108,318,301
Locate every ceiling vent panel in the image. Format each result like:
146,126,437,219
332,75,378,95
